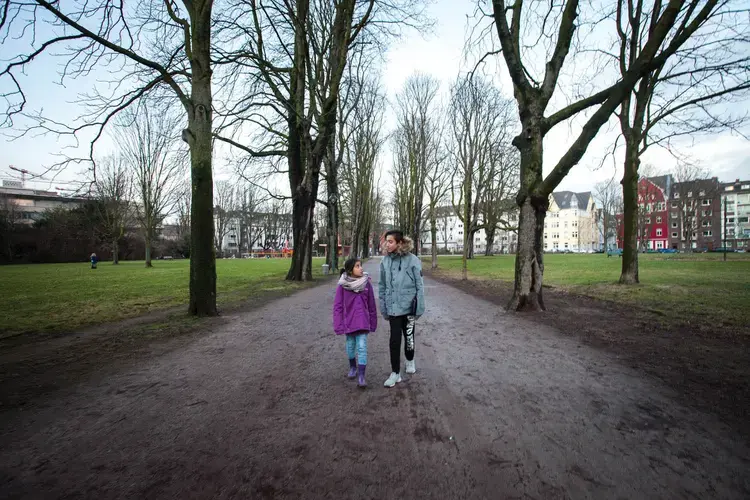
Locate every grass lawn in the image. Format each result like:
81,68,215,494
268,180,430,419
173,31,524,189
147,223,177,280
0,258,327,337
428,253,750,329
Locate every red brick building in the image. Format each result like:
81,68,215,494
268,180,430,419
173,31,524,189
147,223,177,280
617,175,672,250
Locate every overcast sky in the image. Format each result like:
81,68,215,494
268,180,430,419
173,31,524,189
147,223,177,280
2,0,749,196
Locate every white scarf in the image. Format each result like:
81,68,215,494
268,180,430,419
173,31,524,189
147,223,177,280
338,272,369,293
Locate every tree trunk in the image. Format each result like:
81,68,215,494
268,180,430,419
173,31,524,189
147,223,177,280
467,236,475,260
145,231,153,268
508,196,547,310
112,237,119,265
619,142,639,284
286,191,316,281
485,228,495,256
508,121,547,311
462,227,469,281
326,199,339,273
430,215,438,269
186,5,218,316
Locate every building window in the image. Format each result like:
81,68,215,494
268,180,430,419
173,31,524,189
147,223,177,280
740,217,750,223
674,193,680,199
564,242,569,249
702,210,712,216
702,221,711,227
703,231,712,237
702,199,712,206
671,202,678,208
572,221,578,227
728,218,735,223
671,213,678,219
688,191,693,197
672,232,678,238
656,216,662,223
564,221,568,228
742,185,750,190
699,190,705,196
646,218,651,224
656,241,664,249
656,229,663,237
572,231,578,238
725,186,734,191
672,222,678,228
553,242,559,249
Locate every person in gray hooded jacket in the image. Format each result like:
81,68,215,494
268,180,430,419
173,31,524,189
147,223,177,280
379,230,426,388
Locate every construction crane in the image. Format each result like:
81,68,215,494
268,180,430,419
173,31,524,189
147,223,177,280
8,165,31,187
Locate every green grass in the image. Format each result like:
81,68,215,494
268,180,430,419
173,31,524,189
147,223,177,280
428,253,750,329
0,258,326,337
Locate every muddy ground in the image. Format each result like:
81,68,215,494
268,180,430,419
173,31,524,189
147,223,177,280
1,259,748,499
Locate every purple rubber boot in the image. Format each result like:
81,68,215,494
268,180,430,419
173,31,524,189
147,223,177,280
347,358,357,379
357,365,367,388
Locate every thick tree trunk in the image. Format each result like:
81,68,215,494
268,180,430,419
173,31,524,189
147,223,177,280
467,236,475,260
112,237,119,265
462,228,469,281
326,196,339,272
620,142,640,284
145,233,153,268
485,228,495,256
186,6,218,316
286,192,316,281
508,196,547,310
430,216,438,269
508,122,547,312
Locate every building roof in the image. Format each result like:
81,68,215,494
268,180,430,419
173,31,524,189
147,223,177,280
552,191,592,210
647,175,671,193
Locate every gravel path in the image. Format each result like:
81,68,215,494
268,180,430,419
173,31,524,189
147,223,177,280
1,258,748,499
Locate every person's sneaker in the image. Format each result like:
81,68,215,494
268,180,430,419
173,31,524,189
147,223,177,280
383,372,402,388
405,360,416,374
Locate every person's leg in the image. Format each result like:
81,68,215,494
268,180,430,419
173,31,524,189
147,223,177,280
404,316,416,373
385,317,404,387
389,317,403,374
356,333,367,387
345,334,357,378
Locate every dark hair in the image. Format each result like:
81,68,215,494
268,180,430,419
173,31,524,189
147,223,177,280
384,230,404,243
340,257,361,276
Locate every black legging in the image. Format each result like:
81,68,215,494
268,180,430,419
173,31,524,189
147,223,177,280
389,315,415,373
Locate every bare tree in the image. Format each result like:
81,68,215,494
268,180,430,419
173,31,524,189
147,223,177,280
485,0,730,311
93,155,132,264
616,0,750,283
423,124,451,269
1,0,220,315
449,75,513,279
214,180,238,256
117,104,182,267
593,178,622,252
175,178,192,240
340,79,385,258
671,163,715,252
237,183,262,254
482,134,520,256
216,1,426,281
392,73,441,254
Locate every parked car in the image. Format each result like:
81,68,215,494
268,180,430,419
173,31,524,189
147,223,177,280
606,248,623,257
658,248,678,254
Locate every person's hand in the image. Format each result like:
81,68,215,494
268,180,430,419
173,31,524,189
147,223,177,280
382,313,390,321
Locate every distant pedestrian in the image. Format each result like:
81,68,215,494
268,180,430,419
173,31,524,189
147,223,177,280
379,230,425,388
333,257,378,388
90,253,98,269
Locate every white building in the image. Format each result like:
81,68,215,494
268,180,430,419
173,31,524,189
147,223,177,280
420,206,519,255
545,191,599,252
0,183,85,225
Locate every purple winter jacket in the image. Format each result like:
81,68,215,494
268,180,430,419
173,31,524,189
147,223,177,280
333,279,378,335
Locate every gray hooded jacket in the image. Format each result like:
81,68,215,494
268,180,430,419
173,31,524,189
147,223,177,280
378,236,426,318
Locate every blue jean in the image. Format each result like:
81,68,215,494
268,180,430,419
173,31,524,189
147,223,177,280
345,332,368,365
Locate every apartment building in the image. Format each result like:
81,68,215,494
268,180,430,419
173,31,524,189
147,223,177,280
545,191,598,252
720,179,750,250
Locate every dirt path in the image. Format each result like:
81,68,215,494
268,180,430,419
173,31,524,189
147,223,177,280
1,259,748,499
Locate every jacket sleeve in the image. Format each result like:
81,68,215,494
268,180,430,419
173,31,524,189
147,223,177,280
413,257,426,317
378,259,387,316
367,281,378,332
333,286,344,334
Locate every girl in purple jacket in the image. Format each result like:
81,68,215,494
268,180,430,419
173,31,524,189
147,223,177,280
333,257,378,388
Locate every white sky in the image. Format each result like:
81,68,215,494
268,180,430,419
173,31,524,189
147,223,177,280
2,0,749,196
